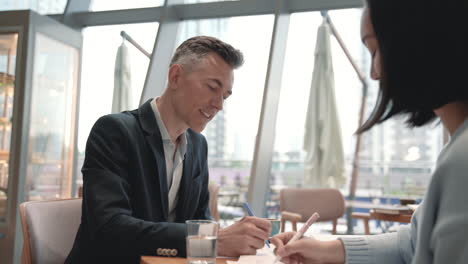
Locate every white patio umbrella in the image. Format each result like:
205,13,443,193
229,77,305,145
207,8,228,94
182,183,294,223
303,19,346,188
112,41,132,113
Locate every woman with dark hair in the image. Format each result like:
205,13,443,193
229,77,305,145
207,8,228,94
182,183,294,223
272,1,468,263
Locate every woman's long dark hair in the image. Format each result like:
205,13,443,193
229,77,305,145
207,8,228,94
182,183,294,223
357,0,468,134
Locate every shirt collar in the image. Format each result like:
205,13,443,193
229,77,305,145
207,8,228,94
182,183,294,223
150,97,187,154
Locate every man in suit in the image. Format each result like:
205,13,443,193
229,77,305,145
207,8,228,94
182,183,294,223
66,36,271,264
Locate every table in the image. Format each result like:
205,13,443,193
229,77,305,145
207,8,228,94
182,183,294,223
370,211,412,223
352,210,412,235
141,236,337,264
141,256,237,264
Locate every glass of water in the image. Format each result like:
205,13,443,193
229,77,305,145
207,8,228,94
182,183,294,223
186,220,219,264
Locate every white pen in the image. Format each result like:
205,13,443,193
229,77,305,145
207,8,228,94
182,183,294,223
274,212,320,263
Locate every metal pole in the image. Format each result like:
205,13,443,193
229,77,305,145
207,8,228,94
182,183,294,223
120,31,151,59
321,11,366,83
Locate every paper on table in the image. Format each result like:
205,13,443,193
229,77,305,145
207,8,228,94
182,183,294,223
226,233,338,264
226,255,278,264
226,246,284,264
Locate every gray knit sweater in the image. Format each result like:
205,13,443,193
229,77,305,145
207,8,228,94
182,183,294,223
340,119,468,264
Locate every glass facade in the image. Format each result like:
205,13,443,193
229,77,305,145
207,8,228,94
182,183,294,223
0,0,67,14
268,9,364,219
0,32,17,221
26,33,79,200
270,8,442,219
184,0,239,3
177,15,274,220
90,0,164,11
76,22,159,184
272,9,364,187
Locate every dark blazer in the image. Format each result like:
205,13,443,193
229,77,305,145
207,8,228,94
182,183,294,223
66,99,211,264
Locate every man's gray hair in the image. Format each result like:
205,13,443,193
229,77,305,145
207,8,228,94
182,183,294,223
170,36,244,70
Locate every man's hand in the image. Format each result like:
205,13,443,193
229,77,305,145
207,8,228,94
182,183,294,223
217,216,271,257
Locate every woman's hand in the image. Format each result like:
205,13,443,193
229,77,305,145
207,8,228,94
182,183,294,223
271,232,346,264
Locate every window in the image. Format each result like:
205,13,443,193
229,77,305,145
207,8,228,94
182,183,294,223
27,33,79,200
272,9,363,191
0,0,67,14
184,0,239,3
90,0,164,11
77,23,159,183
0,32,17,221
271,8,442,206
177,15,274,219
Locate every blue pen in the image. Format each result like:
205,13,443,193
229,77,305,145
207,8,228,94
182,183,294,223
243,202,271,248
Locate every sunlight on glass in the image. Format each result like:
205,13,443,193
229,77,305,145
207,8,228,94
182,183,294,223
270,8,443,223
0,0,67,14
177,15,274,221
184,0,239,3
272,9,363,191
79,22,158,152
28,33,79,201
91,0,164,11
0,32,18,221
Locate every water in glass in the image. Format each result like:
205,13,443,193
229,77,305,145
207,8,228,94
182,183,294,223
186,235,217,264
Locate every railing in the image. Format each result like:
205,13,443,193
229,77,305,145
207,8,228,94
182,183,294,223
209,158,432,220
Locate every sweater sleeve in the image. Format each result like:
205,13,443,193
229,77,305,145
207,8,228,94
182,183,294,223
340,224,413,264
426,159,468,263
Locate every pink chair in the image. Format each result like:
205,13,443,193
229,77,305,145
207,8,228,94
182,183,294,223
20,198,82,264
280,188,345,234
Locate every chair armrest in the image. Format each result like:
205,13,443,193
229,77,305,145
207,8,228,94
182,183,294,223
281,211,302,222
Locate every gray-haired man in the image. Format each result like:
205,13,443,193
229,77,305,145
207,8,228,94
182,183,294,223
66,36,271,264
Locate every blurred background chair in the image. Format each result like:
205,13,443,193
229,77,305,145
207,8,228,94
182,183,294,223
20,198,82,264
208,182,220,221
280,188,345,234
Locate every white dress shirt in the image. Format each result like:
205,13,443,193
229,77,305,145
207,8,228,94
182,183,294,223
151,98,187,222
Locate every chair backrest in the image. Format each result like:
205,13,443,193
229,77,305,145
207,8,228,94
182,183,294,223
208,182,220,221
280,188,345,222
20,198,82,264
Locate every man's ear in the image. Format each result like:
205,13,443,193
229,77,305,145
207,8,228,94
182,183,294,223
168,64,183,90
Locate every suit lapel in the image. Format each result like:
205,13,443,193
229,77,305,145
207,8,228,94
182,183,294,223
176,134,193,221
139,99,169,220
146,134,169,219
